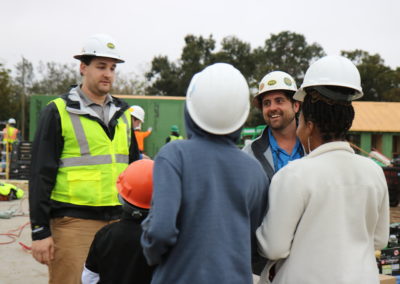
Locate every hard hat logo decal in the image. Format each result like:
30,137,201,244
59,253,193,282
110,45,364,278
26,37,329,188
107,42,115,49
284,77,293,86
259,83,265,91
267,80,277,86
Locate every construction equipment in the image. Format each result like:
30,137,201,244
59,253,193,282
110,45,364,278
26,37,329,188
0,141,11,180
9,142,32,180
349,143,391,165
383,167,400,207
238,125,266,148
350,142,400,207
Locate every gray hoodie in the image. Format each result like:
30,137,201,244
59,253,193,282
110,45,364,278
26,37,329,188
141,107,269,284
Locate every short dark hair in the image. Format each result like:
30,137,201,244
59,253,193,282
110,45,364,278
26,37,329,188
257,90,296,106
302,88,355,143
79,55,95,66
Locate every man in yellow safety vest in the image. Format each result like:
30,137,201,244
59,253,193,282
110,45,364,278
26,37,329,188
1,118,19,174
2,118,19,144
29,34,140,284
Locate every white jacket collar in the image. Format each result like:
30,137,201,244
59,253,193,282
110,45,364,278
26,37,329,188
307,141,354,159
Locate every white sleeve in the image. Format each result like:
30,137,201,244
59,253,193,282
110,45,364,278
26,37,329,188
374,171,390,249
256,168,305,260
82,265,100,284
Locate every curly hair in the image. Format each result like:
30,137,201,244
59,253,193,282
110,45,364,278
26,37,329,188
302,87,355,142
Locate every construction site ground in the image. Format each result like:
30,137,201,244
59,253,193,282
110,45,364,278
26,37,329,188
1,180,399,284
0,180,46,284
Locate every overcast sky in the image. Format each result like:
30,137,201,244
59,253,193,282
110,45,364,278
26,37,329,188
1,0,398,77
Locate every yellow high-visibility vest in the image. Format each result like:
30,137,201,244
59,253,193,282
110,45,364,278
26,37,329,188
170,135,184,141
3,126,18,143
51,98,131,206
0,182,24,199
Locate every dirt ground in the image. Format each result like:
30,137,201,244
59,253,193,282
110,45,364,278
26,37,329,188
1,179,399,284
0,180,47,284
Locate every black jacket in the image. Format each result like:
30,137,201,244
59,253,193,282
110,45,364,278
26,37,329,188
84,211,154,284
29,91,140,240
251,127,275,181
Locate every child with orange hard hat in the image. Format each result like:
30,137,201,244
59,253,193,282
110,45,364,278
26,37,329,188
82,159,154,284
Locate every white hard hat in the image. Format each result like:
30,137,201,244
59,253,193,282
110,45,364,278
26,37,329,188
186,63,250,135
74,34,124,63
129,105,145,123
8,118,16,124
294,55,363,102
253,71,297,108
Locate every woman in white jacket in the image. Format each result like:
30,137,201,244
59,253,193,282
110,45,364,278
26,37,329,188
256,55,390,284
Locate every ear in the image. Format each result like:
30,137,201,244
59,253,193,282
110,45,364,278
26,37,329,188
293,101,301,113
80,62,87,76
306,120,316,136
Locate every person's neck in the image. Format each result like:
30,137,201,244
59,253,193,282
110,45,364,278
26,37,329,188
308,131,326,152
270,123,298,154
81,85,107,105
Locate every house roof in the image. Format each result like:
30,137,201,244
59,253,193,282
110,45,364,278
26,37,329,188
351,101,400,133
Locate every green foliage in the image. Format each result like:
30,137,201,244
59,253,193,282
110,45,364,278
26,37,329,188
253,31,325,85
14,57,34,91
145,56,181,96
0,64,18,123
342,50,400,101
146,35,217,96
144,32,399,127
179,35,216,94
145,31,326,98
111,73,146,95
212,36,256,82
180,35,215,69
29,61,79,95
15,60,146,96
0,31,398,135
145,31,328,127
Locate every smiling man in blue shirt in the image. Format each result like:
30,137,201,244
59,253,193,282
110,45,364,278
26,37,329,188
243,70,304,179
242,70,304,275
268,127,303,171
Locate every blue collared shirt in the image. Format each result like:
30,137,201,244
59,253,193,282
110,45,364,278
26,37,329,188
268,127,304,172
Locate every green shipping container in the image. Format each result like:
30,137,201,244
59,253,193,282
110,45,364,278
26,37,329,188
29,95,186,158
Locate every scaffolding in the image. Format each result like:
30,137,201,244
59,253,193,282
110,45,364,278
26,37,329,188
1,142,12,180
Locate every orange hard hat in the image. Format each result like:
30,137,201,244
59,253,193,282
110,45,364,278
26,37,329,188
116,159,154,209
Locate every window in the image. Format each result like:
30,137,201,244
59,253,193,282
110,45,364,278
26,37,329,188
371,134,383,153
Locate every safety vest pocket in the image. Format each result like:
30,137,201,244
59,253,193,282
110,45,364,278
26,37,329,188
67,170,102,205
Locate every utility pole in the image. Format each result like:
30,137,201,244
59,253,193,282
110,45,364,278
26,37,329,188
21,56,26,140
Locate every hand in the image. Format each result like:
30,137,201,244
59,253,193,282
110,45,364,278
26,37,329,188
142,154,152,160
32,237,55,265
147,127,152,132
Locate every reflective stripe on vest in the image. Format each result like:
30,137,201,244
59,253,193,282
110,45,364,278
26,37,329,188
51,98,131,206
170,135,183,141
